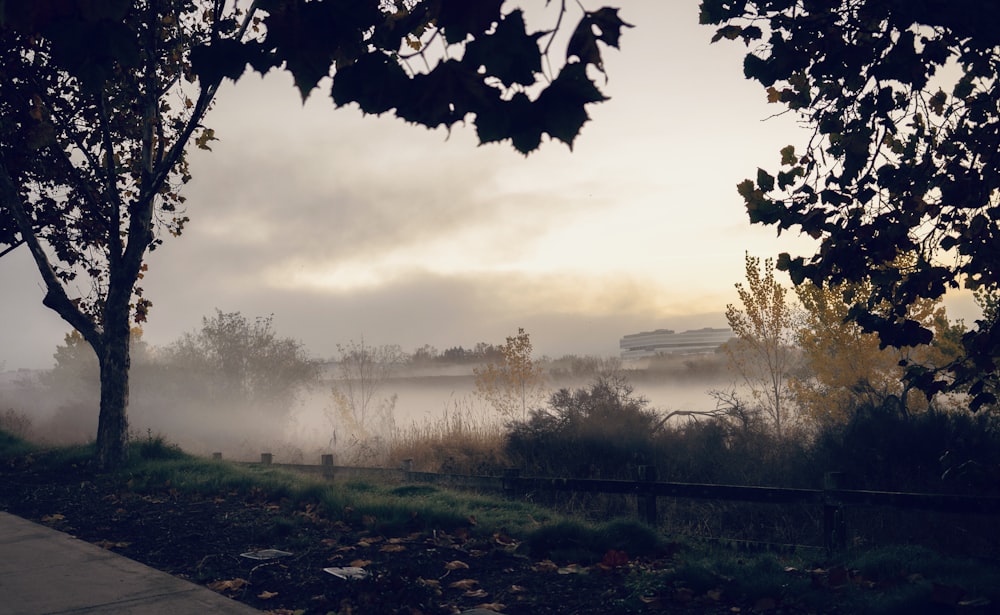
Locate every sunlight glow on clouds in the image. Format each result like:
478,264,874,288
0,3,837,368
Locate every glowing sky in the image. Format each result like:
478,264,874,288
0,3,977,370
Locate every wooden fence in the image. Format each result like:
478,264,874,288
225,452,1000,554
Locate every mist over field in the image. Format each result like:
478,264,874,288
0,344,731,462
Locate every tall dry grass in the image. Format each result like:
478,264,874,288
386,395,508,475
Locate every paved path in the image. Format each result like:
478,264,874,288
0,511,261,614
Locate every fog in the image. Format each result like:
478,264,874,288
0,354,731,463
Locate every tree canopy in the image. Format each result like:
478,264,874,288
724,253,798,438
0,0,630,467
793,278,963,425
701,0,1000,408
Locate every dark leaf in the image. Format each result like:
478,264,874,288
586,7,633,48
463,9,542,88
190,39,251,86
756,168,775,192
433,0,504,44
331,52,409,115
394,59,493,129
536,62,607,149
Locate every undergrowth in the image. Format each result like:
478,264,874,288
3,430,999,614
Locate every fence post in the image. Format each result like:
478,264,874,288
321,454,335,479
401,458,414,481
212,452,222,461
637,465,658,525
261,453,272,465
503,468,522,498
823,471,846,555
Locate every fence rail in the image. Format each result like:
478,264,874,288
226,452,1000,554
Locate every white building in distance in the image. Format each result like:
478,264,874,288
619,327,733,359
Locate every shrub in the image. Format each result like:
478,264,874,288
504,375,660,478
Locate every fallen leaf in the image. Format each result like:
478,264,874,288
379,544,406,553
257,590,278,599
532,560,558,573
349,559,371,568
444,560,469,571
95,540,131,550
329,523,351,536
464,589,489,598
208,578,247,592
41,513,65,524
473,602,505,612
508,585,526,593
418,577,440,588
449,579,478,590
557,564,586,575
356,537,383,548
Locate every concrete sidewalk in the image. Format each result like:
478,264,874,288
0,511,260,614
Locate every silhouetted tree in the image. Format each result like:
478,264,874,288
0,1,630,467
702,0,1000,408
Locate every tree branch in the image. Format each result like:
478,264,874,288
0,239,25,259
0,161,101,351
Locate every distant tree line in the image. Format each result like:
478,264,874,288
408,343,505,366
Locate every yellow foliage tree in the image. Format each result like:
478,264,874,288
725,253,799,438
793,279,965,426
474,328,546,422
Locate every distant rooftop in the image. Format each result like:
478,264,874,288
619,327,733,359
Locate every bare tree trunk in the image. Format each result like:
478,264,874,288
96,303,131,469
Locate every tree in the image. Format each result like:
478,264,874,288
504,374,658,478
701,0,1000,408
0,1,630,467
49,328,151,386
724,253,799,438
328,338,403,444
474,327,546,421
793,280,964,426
165,310,317,413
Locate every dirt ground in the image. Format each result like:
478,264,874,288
0,451,740,615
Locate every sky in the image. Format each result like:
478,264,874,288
0,2,980,370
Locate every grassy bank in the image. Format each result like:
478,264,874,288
2,431,998,614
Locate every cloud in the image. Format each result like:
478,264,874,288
135,260,728,362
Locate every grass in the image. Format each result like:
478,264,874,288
387,397,508,474
4,430,999,614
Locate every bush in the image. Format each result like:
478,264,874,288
504,375,660,479
0,408,32,440
812,401,1000,494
